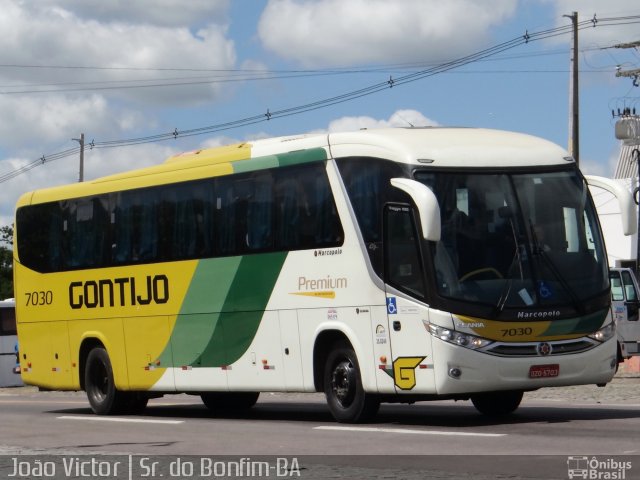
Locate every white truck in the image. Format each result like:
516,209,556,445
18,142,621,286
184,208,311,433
610,267,640,362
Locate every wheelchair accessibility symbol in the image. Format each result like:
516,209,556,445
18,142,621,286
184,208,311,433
538,281,553,299
387,297,397,315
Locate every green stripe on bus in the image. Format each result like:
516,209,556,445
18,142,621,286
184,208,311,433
276,148,328,167
540,308,608,337
232,156,279,174
161,257,241,367
232,148,327,174
164,252,287,368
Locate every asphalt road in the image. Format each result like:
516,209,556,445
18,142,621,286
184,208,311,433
0,382,639,479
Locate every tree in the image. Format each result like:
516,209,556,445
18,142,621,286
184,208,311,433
0,225,13,299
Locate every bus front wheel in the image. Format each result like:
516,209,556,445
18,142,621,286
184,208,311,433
85,347,130,415
323,343,379,423
471,390,523,416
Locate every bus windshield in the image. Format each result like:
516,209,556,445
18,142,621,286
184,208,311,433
414,169,608,313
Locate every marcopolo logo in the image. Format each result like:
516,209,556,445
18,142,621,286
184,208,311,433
517,310,561,319
69,275,170,309
567,456,632,479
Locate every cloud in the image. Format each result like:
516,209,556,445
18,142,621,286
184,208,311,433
543,0,640,45
0,94,149,150
326,110,440,132
0,143,180,226
0,0,239,188
30,0,230,28
258,0,517,67
0,1,237,106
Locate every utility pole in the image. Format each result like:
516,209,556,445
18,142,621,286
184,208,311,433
72,133,85,182
564,11,579,166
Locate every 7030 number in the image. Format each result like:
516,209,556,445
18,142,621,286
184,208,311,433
25,291,53,306
501,327,533,337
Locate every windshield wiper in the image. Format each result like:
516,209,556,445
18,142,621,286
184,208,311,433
528,220,584,315
493,216,524,315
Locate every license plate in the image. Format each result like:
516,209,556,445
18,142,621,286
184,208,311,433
529,364,559,378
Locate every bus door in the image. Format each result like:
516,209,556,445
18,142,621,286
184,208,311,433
382,204,435,394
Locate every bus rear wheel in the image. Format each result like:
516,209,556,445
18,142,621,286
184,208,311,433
323,343,379,423
85,347,130,415
201,392,260,412
471,390,523,417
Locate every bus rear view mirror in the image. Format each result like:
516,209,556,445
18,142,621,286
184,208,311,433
585,175,637,236
390,178,441,241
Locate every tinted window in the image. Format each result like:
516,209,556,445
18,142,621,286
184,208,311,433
415,169,609,310
385,205,426,299
16,161,343,272
337,157,407,275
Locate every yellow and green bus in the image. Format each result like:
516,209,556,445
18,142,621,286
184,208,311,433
14,127,634,422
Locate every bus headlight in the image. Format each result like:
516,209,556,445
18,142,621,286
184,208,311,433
425,323,493,350
588,322,616,343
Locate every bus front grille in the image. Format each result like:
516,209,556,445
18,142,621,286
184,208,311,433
485,338,597,357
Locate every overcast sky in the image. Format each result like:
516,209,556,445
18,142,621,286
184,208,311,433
0,0,639,226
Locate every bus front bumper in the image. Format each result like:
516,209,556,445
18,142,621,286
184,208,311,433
430,336,617,395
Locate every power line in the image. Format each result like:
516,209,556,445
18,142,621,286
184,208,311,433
0,48,606,95
0,52,575,94
0,148,79,183
2,13,640,183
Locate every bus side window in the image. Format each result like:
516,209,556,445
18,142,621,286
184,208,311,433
247,172,274,251
384,204,426,299
112,192,132,264
276,174,302,249
112,190,159,263
191,183,215,257
311,167,343,246
135,193,159,261
47,205,65,271
59,197,108,269
215,176,249,256
276,162,343,249
161,181,214,260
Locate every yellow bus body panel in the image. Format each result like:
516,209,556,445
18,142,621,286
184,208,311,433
15,259,198,390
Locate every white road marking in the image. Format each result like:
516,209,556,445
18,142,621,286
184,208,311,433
314,425,505,437
58,415,183,425
0,399,88,405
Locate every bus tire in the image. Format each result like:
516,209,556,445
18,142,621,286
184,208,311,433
323,343,379,423
471,390,523,417
201,392,260,411
84,347,128,415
